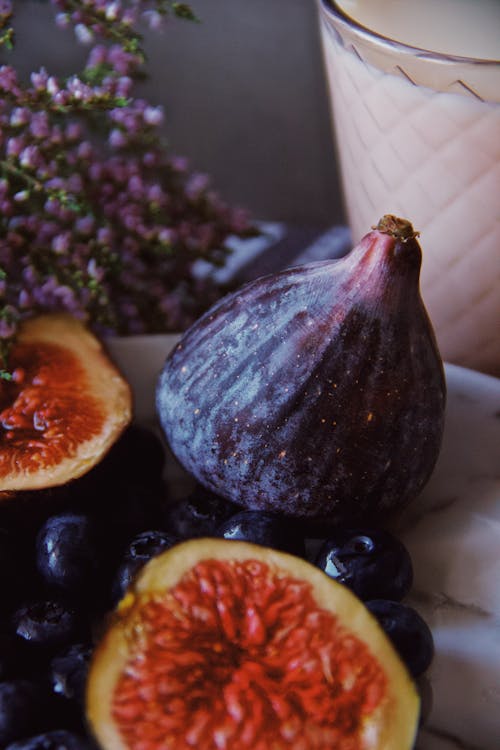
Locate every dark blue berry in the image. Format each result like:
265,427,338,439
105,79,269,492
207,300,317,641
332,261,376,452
112,530,178,602
95,481,169,558
0,528,19,583
366,600,434,677
0,632,35,680
163,488,239,538
0,634,21,681
49,644,93,708
0,680,43,745
36,514,98,594
5,730,95,750
216,511,306,557
12,600,84,653
0,527,35,607
314,528,413,601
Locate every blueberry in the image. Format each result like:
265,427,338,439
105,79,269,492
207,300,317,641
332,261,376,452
163,488,239,538
0,680,44,745
12,600,84,653
49,643,93,708
36,514,98,595
0,527,35,607
112,530,178,603
366,600,434,677
0,632,34,680
314,528,413,601
5,730,95,750
0,528,19,584
96,481,169,555
216,511,306,557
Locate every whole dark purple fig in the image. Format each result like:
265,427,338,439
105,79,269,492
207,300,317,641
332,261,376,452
156,216,446,522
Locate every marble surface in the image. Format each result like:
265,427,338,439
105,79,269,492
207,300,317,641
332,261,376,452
397,364,500,750
108,337,500,750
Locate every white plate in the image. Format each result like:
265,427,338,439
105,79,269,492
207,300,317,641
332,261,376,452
108,336,500,750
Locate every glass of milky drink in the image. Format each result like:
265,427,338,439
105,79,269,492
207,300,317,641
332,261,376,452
317,0,500,376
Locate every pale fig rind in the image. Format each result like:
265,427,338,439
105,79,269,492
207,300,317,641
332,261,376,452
86,538,420,750
157,219,446,522
0,314,132,492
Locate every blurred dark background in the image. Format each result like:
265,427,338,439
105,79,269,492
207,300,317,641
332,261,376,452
5,0,344,228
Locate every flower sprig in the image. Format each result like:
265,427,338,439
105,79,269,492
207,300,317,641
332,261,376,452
0,1,254,378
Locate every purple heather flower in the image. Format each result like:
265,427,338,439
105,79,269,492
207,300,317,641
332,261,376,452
10,107,29,127
75,215,95,235
52,232,71,254
75,23,94,45
121,8,136,27
147,183,163,203
66,76,94,101
143,10,162,31
186,173,210,200
22,265,38,286
13,190,29,203
66,173,83,193
170,155,189,173
128,175,143,196
143,106,164,126
0,200,12,216
30,68,49,91
87,258,104,281
65,122,83,141
0,0,254,354
108,45,138,75
96,226,113,245
158,227,175,245
77,141,93,160
20,145,41,170
115,76,133,97
29,111,50,139
6,136,24,157
46,76,60,96
18,289,32,309
109,128,127,148
104,2,120,22
54,285,77,307
87,44,107,67
55,12,70,29
142,152,156,168
0,66,20,95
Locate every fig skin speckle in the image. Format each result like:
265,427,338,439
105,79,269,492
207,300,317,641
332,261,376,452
157,220,446,522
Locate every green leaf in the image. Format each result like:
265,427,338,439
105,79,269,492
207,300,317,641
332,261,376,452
171,3,199,22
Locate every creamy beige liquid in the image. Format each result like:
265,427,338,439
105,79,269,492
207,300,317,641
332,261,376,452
320,1,500,375
336,0,500,59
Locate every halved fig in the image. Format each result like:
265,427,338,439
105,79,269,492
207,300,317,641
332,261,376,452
87,538,419,750
0,314,132,492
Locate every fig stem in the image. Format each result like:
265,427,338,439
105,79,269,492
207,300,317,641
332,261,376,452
374,215,420,242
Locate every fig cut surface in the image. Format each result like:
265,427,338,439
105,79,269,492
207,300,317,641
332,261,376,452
87,538,419,750
0,314,132,492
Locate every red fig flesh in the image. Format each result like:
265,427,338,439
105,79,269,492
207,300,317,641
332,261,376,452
87,539,420,749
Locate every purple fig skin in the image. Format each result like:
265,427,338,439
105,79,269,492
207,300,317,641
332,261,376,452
156,216,446,522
